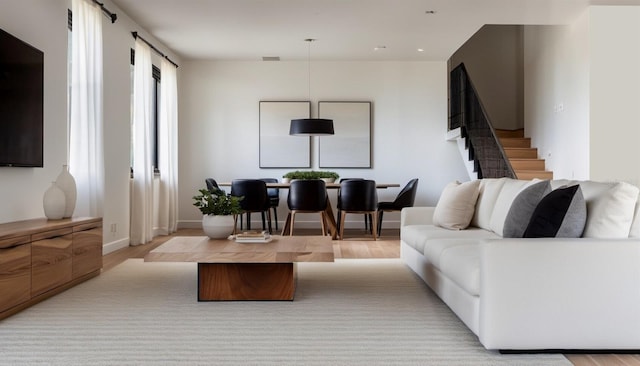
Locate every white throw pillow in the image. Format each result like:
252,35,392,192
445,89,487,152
433,180,481,230
582,182,639,238
471,178,508,231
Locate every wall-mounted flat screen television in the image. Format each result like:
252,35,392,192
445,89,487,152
0,28,44,167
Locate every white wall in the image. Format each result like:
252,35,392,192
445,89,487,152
524,6,640,184
0,0,69,223
449,25,524,130
178,60,469,228
0,0,180,253
523,13,590,180
589,6,640,185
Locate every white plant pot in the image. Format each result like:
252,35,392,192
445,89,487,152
202,214,235,239
321,178,335,183
282,178,291,183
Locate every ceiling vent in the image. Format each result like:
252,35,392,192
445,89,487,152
262,56,280,61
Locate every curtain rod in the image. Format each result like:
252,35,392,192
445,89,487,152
131,32,179,68
91,0,117,23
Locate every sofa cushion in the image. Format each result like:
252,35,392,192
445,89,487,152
401,224,498,254
471,178,508,231
582,182,639,238
439,244,481,296
423,237,496,270
523,185,586,238
489,179,538,236
433,180,481,230
503,180,552,238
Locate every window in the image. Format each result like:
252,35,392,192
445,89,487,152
130,49,161,174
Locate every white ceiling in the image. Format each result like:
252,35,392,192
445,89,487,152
110,0,639,61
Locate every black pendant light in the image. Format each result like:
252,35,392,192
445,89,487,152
290,39,334,136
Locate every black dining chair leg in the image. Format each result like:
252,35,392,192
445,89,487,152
377,211,384,237
272,208,278,231
246,213,251,230
266,210,272,234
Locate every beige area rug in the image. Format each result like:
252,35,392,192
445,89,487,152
0,259,571,366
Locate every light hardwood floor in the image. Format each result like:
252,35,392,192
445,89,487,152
102,228,637,366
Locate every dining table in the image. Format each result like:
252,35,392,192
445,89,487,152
218,181,400,239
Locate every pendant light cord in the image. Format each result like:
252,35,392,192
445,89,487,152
305,38,315,102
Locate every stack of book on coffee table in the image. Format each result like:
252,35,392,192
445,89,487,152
234,231,272,243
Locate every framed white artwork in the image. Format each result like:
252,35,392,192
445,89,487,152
318,101,371,168
259,101,311,168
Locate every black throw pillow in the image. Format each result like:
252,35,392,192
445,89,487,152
523,185,587,238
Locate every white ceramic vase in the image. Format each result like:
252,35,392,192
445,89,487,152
55,164,77,218
43,182,66,220
202,214,235,239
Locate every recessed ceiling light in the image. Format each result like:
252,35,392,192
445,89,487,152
374,45,387,51
417,48,425,52
425,10,436,14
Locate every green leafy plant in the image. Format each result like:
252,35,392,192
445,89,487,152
193,188,243,216
282,170,339,180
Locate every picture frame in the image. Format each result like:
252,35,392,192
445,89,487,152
259,101,311,168
318,101,371,168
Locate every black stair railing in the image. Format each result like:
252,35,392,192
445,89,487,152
449,63,515,179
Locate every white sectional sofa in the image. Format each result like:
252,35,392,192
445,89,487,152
400,178,640,350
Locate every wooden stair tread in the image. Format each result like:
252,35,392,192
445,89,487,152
509,158,546,171
495,129,524,138
504,147,538,159
499,137,531,148
515,170,553,180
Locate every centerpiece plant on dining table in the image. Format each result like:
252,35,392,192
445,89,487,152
193,188,243,239
282,170,339,183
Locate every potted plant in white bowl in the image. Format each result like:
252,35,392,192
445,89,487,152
282,170,339,183
193,188,243,239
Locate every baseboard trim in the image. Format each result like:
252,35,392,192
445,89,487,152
103,238,129,255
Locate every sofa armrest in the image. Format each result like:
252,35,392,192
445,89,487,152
401,207,435,227
479,238,640,350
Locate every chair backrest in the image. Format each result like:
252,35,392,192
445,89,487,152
287,179,327,211
205,178,223,194
393,178,419,208
259,178,280,199
230,179,269,212
338,179,377,211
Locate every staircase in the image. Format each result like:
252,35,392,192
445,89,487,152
495,129,553,180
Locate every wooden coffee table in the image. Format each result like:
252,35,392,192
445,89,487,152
144,235,334,301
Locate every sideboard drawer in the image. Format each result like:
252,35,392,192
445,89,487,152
0,243,31,313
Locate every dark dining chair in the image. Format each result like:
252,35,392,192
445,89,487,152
205,178,224,195
337,178,369,232
285,179,328,236
337,179,378,240
260,178,280,231
377,178,419,236
230,179,271,233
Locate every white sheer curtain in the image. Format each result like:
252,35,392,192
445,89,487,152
70,0,104,218
158,59,179,234
130,40,154,245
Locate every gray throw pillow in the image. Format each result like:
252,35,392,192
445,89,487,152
503,180,552,238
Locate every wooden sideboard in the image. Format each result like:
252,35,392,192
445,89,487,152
0,217,102,320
